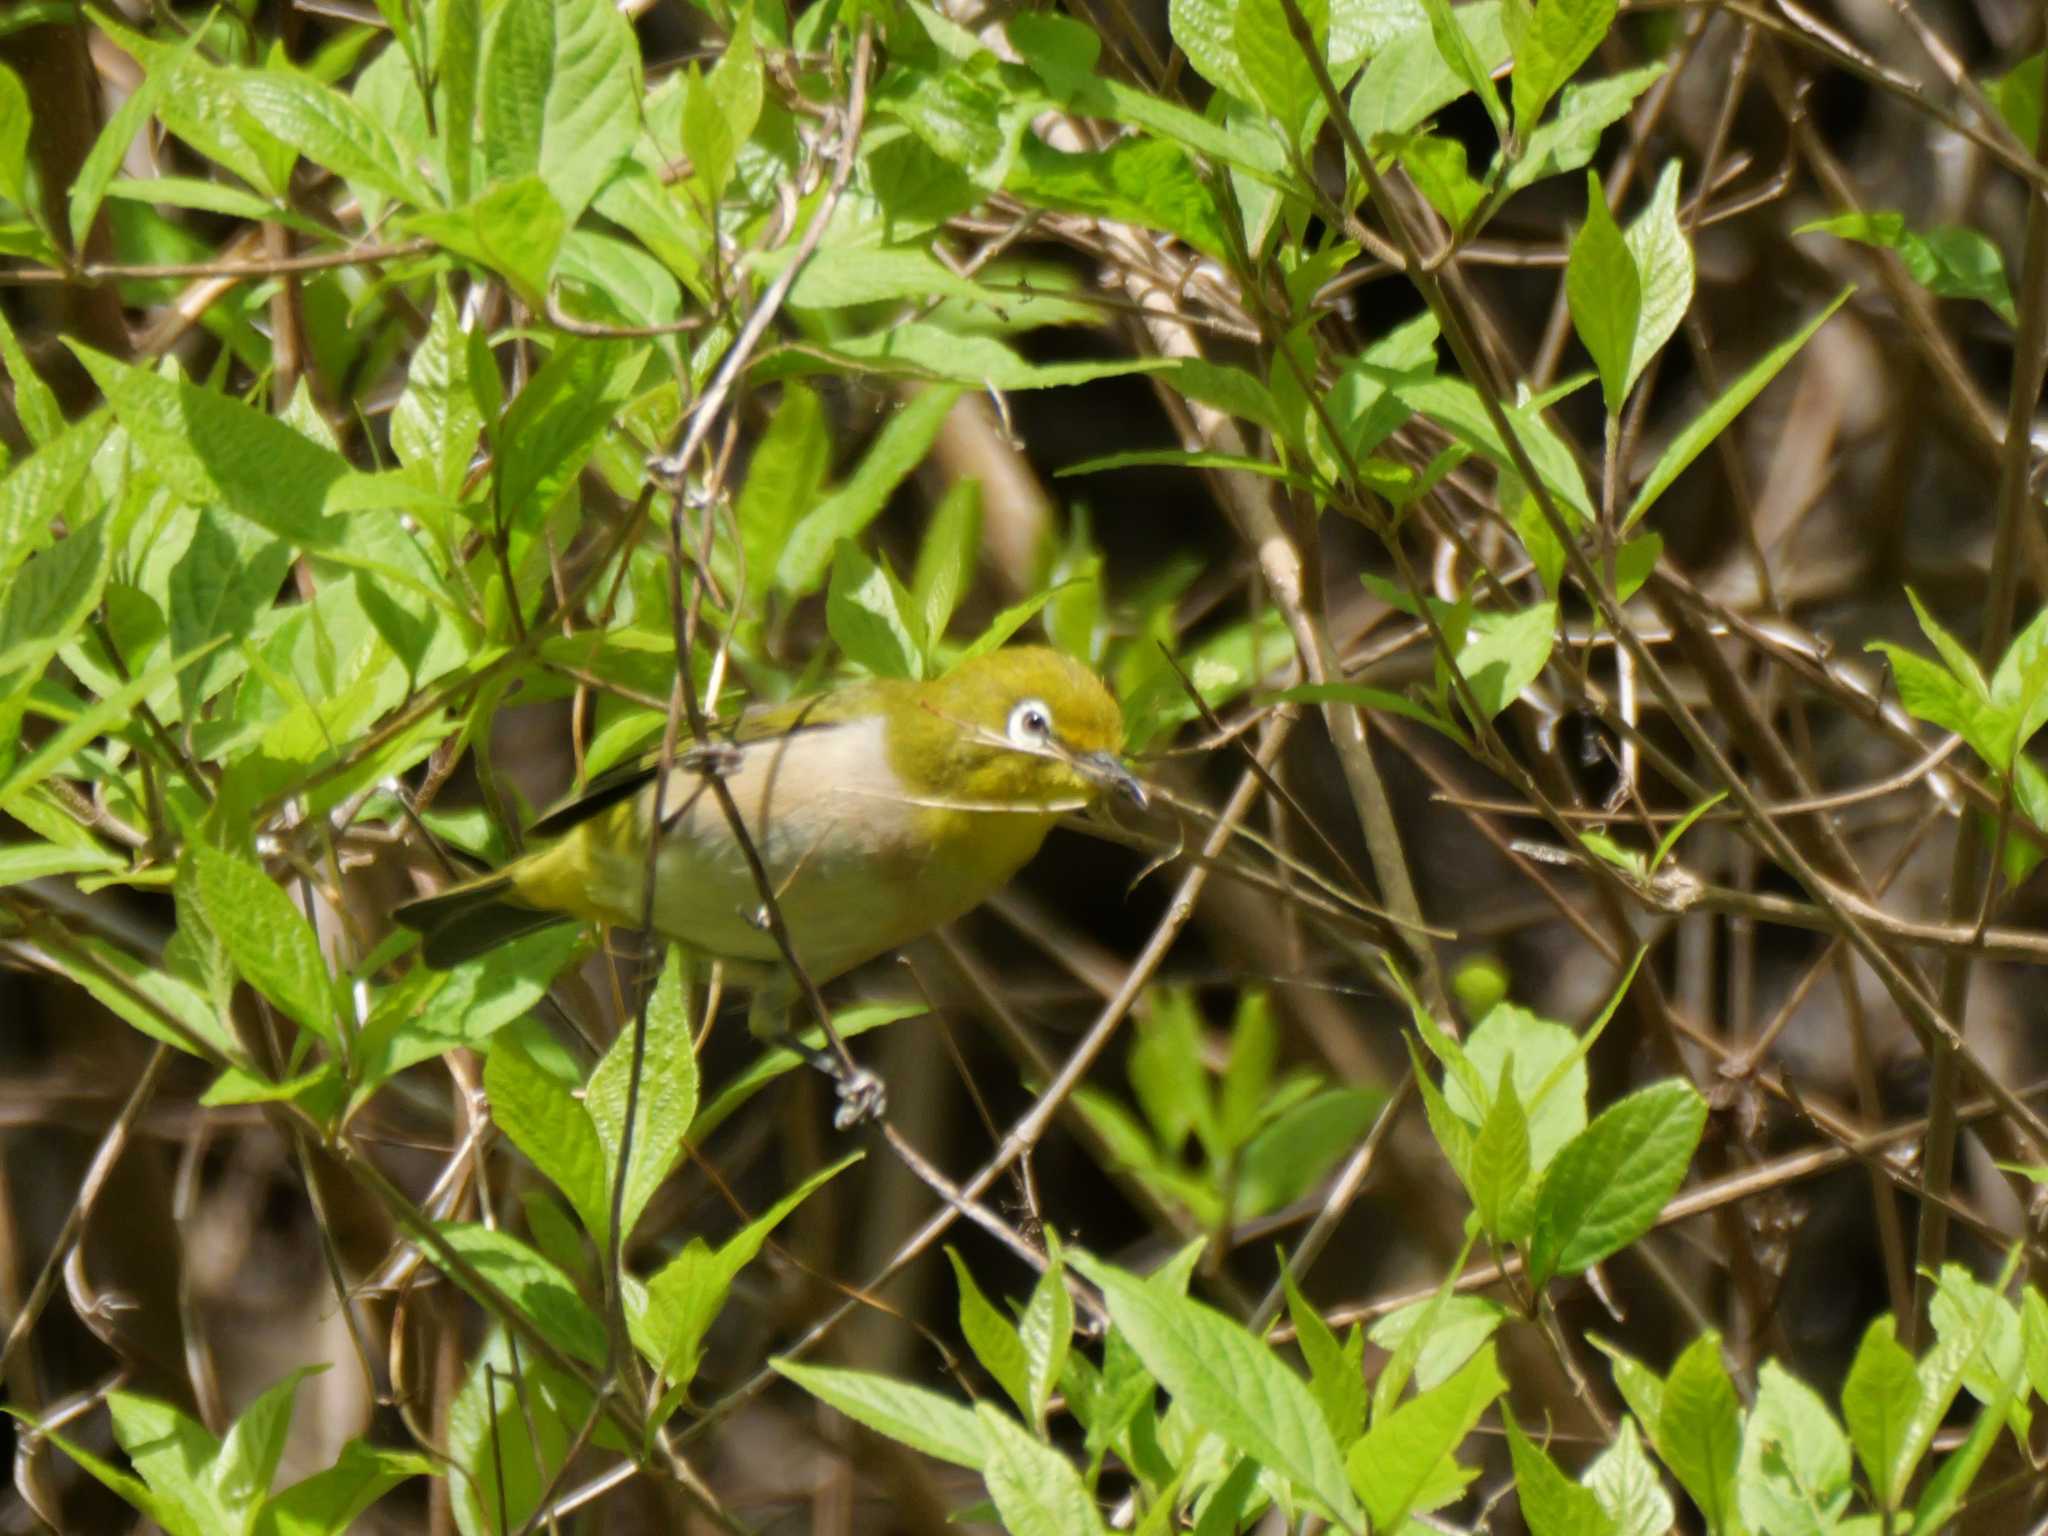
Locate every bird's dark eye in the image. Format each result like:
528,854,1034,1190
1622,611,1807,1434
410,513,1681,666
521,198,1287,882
1007,698,1054,747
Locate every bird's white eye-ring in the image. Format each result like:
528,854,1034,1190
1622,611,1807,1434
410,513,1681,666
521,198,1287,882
1007,698,1055,748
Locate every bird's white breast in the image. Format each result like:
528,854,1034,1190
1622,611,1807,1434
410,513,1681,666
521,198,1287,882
574,716,1012,979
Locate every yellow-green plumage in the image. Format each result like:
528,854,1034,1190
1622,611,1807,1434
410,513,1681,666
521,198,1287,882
396,648,1139,1005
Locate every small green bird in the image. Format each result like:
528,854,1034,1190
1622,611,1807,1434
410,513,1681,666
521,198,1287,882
395,646,1144,1120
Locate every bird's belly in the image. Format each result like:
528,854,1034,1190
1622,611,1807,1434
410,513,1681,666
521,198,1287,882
567,719,1053,980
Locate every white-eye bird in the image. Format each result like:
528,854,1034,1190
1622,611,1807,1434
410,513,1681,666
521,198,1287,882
395,646,1145,1121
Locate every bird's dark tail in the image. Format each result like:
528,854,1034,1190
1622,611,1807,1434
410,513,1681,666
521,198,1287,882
393,874,568,968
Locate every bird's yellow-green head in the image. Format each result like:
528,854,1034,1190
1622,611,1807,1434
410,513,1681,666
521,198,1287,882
886,646,1143,812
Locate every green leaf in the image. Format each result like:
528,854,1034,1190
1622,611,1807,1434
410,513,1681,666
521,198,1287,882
1455,600,1557,721
1009,16,1284,181
1592,1337,1667,1442
482,0,638,224
1129,986,1213,1154
1346,1344,1504,1529
2025,1285,2048,1406
254,1439,431,1536
17,1411,207,1536
1870,643,1996,763
1911,1375,2018,1535
1067,1249,1364,1529
214,1367,322,1517
1873,589,2012,766
737,381,830,600
1987,53,2043,149
778,386,963,595
773,244,1005,311
1044,510,1105,668
1623,161,1694,396
1455,1001,1586,1172
555,229,683,333
911,478,981,654
1585,1418,1673,1536
950,1250,1034,1420
632,1155,857,1391
496,337,648,532
107,1392,231,1535
99,176,327,237
164,510,293,716
1057,448,1319,490
827,540,924,679
1528,1078,1705,1286
431,1221,609,1366
225,68,433,206
1502,0,1615,138
71,347,351,551
186,843,337,1045
485,1034,610,1240
1738,1360,1852,1536
1217,990,1278,1147
1656,1334,1743,1534
1991,604,2048,753
772,1359,989,1469
1171,0,1257,103
69,55,174,250
390,287,484,500
1164,358,1287,437
1493,59,1655,190
0,515,110,694
1416,0,1507,136
1007,135,1232,261
1007,11,1102,99
1506,1412,1617,1536
1236,0,1328,144
355,927,579,1091
406,175,567,308
1399,132,1487,227
1628,288,1853,525
1368,1295,1509,1395
1926,1262,2028,1440
706,8,763,158
1017,1237,1074,1431
1236,1088,1380,1219
0,63,31,218
1350,2,1511,146
1371,368,1594,522
0,840,123,886
1799,210,2015,324
1286,1269,1367,1445
878,58,1035,188
668,64,750,197
2,640,223,819
784,323,1171,393
1842,1314,1921,1509
976,1400,1110,1536
33,921,240,1059
1466,1063,1532,1239
0,304,59,450
444,1325,589,1536
1567,171,1640,416
583,944,698,1244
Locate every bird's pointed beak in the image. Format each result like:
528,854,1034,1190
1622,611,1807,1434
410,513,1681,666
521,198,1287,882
1079,750,1148,810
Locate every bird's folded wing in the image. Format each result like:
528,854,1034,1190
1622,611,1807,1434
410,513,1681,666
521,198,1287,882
525,699,854,840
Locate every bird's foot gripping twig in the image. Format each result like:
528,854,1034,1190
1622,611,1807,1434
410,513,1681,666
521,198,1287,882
831,1065,887,1129
775,1030,887,1128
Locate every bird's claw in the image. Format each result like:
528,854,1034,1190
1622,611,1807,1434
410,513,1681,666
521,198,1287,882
832,1066,887,1129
